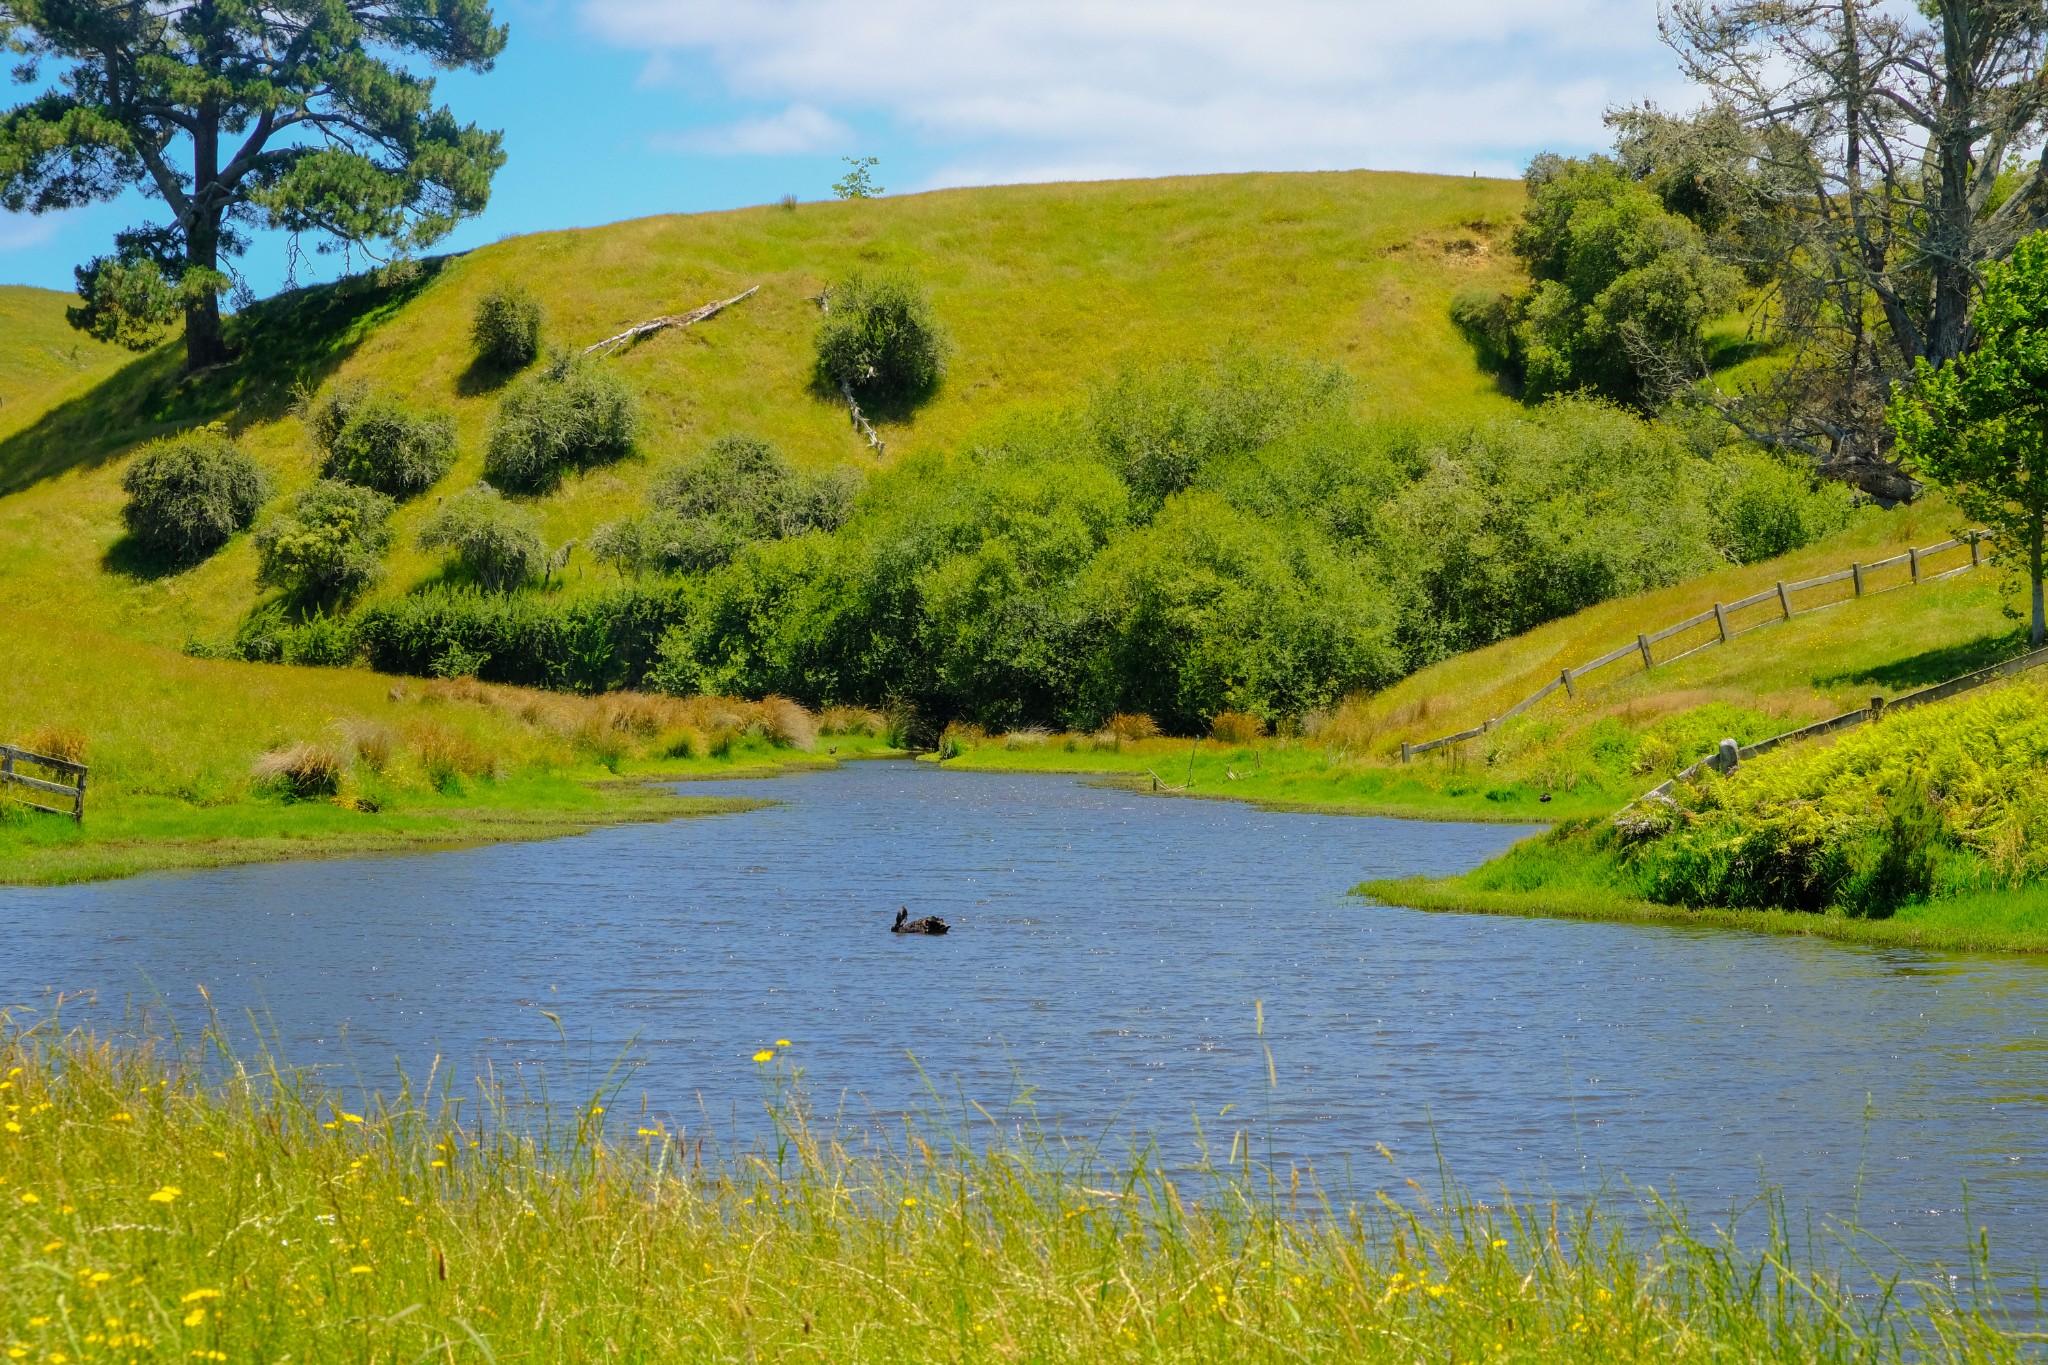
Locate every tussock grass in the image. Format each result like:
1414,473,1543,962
0,1021,2032,1363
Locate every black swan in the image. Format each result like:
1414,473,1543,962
892,907,950,936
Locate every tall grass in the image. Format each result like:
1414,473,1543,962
0,1018,2029,1362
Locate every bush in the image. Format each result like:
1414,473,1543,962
594,435,862,576
484,353,638,492
351,582,691,690
119,427,269,562
305,383,457,499
253,481,394,605
417,485,550,592
813,272,948,406
1208,711,1262,745
472,285,543,371
1710,451,1861,564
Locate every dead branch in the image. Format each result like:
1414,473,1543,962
584,285,760,357
841,381,885,457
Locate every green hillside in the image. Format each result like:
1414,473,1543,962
0,285,130,444
0,170,1524,652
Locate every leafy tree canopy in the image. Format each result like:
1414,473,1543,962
1890,232,2048,646
0,0,507,369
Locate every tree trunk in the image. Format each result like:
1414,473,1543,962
2033,522,2046,648
183,290,227,371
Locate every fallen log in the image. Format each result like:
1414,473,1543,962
841,380,885,457
584,285,759,357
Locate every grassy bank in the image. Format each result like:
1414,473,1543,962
0,619,891,885
0,1024,2031,1363
1362,677,2048,955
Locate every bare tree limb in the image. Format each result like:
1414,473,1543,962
584,285,760,357
841,380,885,457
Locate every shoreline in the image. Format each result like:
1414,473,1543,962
1360,875,2048,956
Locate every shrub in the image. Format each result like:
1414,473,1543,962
813,272,948,406
306,383,457,499
351,582,691,690
1710,451,1861,564
484,353,637,492
472,285,543,371
279,611,359,666
253,481,394,605
411,726,494,792
596,436,862,575
417,486,550,592
251,743,345,799
120,427,269,562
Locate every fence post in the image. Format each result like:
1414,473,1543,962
1561,668,1576,699
72,772,85,824
1400,741,1411,764
1909,546,1921,583
1971,533,1983,568
1870,695,1886,722
1713,602,1729,643
1776,582,1793,619
1851,563,1863,596
1715,737,1740,775
1637,633,1654,669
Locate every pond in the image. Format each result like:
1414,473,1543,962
5,761,2045,1276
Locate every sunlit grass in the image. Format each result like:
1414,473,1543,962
0,1019,2034,1362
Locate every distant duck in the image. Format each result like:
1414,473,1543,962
892,907,950,936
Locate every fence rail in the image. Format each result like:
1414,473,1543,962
1631,641,2048,806
2,743,87,822
1399,531,1988,763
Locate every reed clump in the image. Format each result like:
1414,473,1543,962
0,1021,2025,1364
250,742,346,798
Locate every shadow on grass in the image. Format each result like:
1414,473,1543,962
98,531,206,583
0,261,445,495
1816,630,2031,690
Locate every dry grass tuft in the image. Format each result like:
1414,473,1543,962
819,705,885,737
251,743,346,799
18,725,88,765
1207,711,1263,746
410,726,495,791
336,718,396,772
1108,713,1161,742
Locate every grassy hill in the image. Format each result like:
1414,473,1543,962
0,285,130,444
0,170,1525,653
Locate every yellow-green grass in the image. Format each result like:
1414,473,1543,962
0,171,1525,657
0,1024,2028,1364
935,498,2028,822
0,612,894,884
0,287,129,447
1363,869,2048,957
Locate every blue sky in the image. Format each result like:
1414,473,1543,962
1,0,1687,294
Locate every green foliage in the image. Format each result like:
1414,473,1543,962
832,156,882,200
305,383,457,499
352,583,690,690
118,426,269,563
484,352,638,492
1890,230,2048,645
471,285,543,372
67,249,223,352
253,481,394,606
813,272,948,406
593,435,862,576
0,0,506,367
1710,451,1860,564
417,485,549,592
1625,682,2048,915
1453,156,1740,406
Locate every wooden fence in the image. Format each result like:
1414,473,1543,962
2,743,88,822
1632,640,2048,807
1400,531,1989,762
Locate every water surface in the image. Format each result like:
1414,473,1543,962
5,761,2045,1275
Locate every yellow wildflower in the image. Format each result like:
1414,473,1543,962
775,1039,792,1047
349,1265,373,1275
16,1191,36,1203
3,1122,20,1134
752,1050,774,1063
148,1185,182,1203
179,1289,222,1304
901,1197,918,1208
41,1239,62,1253
110,1112,132,1123
182,1308,206,1328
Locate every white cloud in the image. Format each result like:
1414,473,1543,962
653,103,853,155
0,212,60,253
581,0,1687,184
